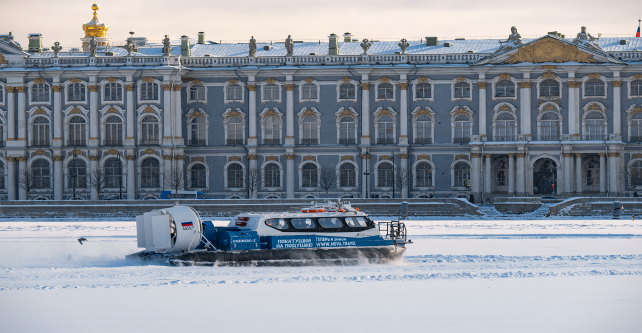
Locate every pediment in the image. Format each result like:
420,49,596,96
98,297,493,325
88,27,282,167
473,35,624,66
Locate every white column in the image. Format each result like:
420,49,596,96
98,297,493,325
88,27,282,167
478,82,487,140
162,84,172,145
53,156,62,200
126,155,136,199
173,85,183,144
608,153,619,194
613,81,622,139
89,85,99,146
163,156,172,190
556,167,563,195
248,84,257,145
7,157,15,200
249,155,258,198
575,153,582,193
285,84,295,146
599,153,606,193
471,153,482,194
53,85,62,146
7,87,15,141
564,153,573,193
484,154,492,194
399,83,409,145
400,155,408,198
125,84,135,146
516,153,525,194
508,153,515,194
17,87,26,145
176,156,184,190
361,83,371,145
567,81,580,139
519,82,532,138
18,157,26,200
286,155,295,198
90,156,98,200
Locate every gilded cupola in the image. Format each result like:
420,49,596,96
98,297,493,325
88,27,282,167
82,4,109,38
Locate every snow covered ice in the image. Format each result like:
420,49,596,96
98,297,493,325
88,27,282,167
1,216,641,332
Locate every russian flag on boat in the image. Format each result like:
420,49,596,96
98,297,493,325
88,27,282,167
181,221,193,227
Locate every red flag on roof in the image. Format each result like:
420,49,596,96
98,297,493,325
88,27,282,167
638,20,641,37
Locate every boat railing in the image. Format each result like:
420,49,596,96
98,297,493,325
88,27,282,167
378,221,411,244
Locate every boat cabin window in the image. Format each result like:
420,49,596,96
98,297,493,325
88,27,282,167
318,217,342,229
290,218,316,229
345,217,368,228
266,218,289,230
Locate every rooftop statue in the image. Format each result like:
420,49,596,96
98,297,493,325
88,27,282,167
249,36,257,57
89,36,97,56
360,38,372,55
399,38,410,54
162,35,171,55
285,35,294,56
51,42,62,58
124,39,135,56
495,26,522,53
573,26,603,51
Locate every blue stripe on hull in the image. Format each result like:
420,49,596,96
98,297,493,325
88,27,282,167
264,235,391,249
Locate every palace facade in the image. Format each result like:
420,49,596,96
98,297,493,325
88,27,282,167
1,4,642,200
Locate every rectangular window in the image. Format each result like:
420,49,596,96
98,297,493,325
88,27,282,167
190,86,205,100
104,83,122,101
67,84,86,102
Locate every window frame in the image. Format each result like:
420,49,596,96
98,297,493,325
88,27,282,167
100,79,124,104
374,107,397,145
451,78,472,102
261,82,282,103
259,108,283,145
224,162,243,189
492,77,518,101
224,81,245,103
452,160,471,190
412,78,433,102
375,81,395,102
188,84,206,103
337,80,357,102
375,161,394,188
65,81,87,104
139,157,162,189
582,75,607,100
262,162,282,189
137,79,161,104
29,81,51,105
413,160,434,189
537,78,562,99
299,80,320,103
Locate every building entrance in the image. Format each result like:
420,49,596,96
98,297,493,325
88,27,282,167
533,158,557,195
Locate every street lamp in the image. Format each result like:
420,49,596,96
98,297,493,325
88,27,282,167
363,152,370,199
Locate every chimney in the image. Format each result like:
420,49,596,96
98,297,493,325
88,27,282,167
198,32,205,44
180,35,191,57
328,33,339,55
28,33,43,52
343,32,353,42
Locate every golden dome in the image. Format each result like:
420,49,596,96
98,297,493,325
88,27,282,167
82,3,109,38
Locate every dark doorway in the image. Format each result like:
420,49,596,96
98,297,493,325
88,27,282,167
533,158,557,195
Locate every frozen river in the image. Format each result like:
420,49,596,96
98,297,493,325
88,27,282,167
1,217,641,333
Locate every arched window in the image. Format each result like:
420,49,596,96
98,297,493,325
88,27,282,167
496,159,507,186
263,84,280,101
140,82,159,101
585,79,605,97
31,83,49,102
32,117,50,147
0,120,4,146
141,115,159,145
630,160,642,187
104,82,122,101
68,159,87,188
67,83,86,102
453,115,471,144
378,163,393,187
415,162,432,187
264,116,280,145
68,116,86,146
339,83,355,100
339,117,356,144
631,80,642,97
302,163,318,187
226,163,242,188
415,83,431,99
377,115,395,144
415,115,432,144
104,116,123,146
191,164,207,188
301,83,317,100
630,113,642,142
264,163,280,187
226,116,242,145
540,112,561,141
586,158,600,186
454,82,470,98
539,79,560,97
495,80,515,97
584,112,606,140
494,113,516,141
302,116,318,145
340,163,355,187
189,85,205,101
187,117,206,146
0,161,4,189
377,83,394,100
454,162,470,188
104,158,122,189
141,158,160,188
32,159,51,189
227,84,243,100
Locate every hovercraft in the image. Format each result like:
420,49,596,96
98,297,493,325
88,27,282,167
127,201,411,266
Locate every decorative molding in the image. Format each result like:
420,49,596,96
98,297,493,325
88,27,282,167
471,153,483,158
284,154,295,160
107,106,118,114
142,148,156,155
399,83,409,90
567,81,581,88
477,82,487,89
607,152,620,157
228,156,241,162
399,153,409,159
52,85,62,92
247,84,257,91
163,155,173,160
506,38,596,64
70,107,82,114
144,106,155,113
587,73,601,79
518,82,532,88
612,80,623,88
69,148,83,156
631,153,642,159
16,156,28,162
162,84,172,91
247,154,258,160
88,85,98,92
52,155,63,162
89,155,100,161
16,86,26,93
360,83,371,90
227,79,237,84
33,149,47,156
417,77,429,82
266,156,279,161
378,155,391,161
633,74,642,80
264,78,277,84
192,157,205,163
172,85,182,91
516,153,526,158
126,155,136,160
303,77,315,83
379,77,393,83
340,155,354,162
69,77,82,83
106,77,118,83
6,86,15,93
125,84,134,91
34,108,46,115
141,77,155,82
34,78,45,84
106,149,119,155
341,77,352,83
541,72,557,79
416,154,431,161
303,155,316,162
498,73,512,80
541,65,557,71
174,155,185,160
454,154,469,161
455,76,468,82
284,84,295,91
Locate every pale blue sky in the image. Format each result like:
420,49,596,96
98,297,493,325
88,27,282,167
2,0,639,48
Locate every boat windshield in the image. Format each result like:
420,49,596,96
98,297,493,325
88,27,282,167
318,217,342,229
291,218,316,229
265,218,289,230
345,217,368,228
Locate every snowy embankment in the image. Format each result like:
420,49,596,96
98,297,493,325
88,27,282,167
0,218,641,333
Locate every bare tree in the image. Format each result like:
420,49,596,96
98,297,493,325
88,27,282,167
319,167,337,198
89,168,106,200
393,168,409,198
164,165,185,199
18,167,33,200
245,167,260,199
